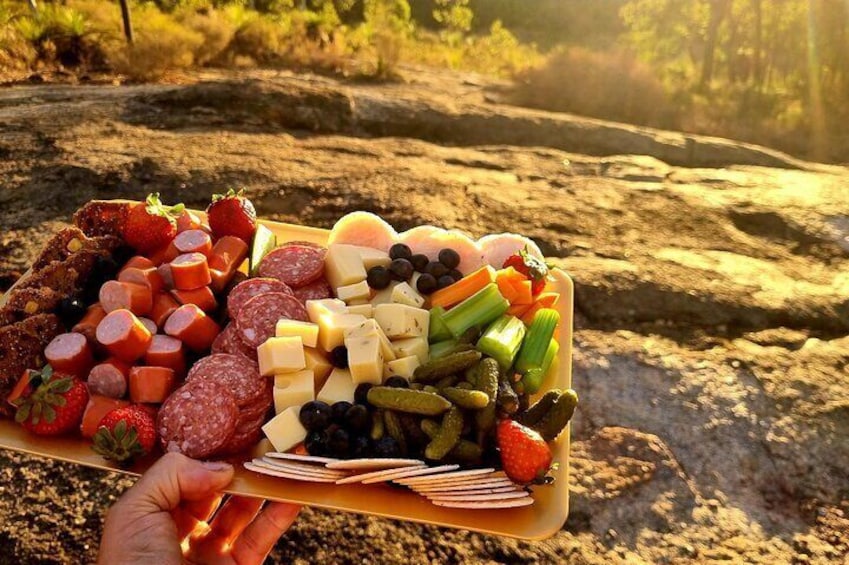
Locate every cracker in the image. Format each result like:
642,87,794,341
425,491,530,502
243,462,338,483
257,458,350,478
265,452,340,465
411,478,515,492
393,468,498,485
431,498,534,509
325,458,425,470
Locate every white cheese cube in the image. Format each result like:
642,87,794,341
304,347,333,390
273,369,315,414
383,355,421,380
370,282,399,306
257,336,305,377
344,318,396,361
391,281,425,308
262,407,307,452
352,245,392,270
346,303,374,318
305,298,347,324
374,303,430,339
317,313,367,352
344,334,384,385
336,280,371,304
389,336,429,364
275,319,319,348
316,368,356,404
325,244,367,290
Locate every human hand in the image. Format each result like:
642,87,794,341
98,452,301,565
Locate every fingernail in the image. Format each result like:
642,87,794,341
201,461,232,472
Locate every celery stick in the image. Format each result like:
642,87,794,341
428,339,458,359
476,315,526,370
521,338,559,394
429,306,453,343
515,308,560,374
442,284,509,339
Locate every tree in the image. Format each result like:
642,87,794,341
433,0,472,34
118,0,133,44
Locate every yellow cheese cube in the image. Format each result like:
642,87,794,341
273,369,315,414
304,347,332,390
316,368,356,404
317,313,367,352
374,304,430,339
325,244,367,290
391,281,425,308
336,280,371,304
344,318,396,361
351,245,392,270
383,355,421,380
344,334,384,385
346,303,374,318
262,407,307,452
275,319,319,348
305,298,347,324
257,336,306,377
389,336,429,363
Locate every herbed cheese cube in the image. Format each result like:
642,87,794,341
275,319,319,348
383,355,421,380
305,298,347,324
273,369,315,414
389,336,429,364
325,244,367,290
262,407,307,452
336,280,371,304
346,303,374,318
370,282,399,306
391,281,425,308
257,336,306,377
344,318,396,361
304,347,333,390
317,313,367,352
344,334,384,385
316,368,357,404
374,303,430,339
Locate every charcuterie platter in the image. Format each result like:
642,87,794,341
0,194,574,540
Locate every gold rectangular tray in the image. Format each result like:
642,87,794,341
0,216,572,540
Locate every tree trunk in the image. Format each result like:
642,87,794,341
752,0,763,90
699,0,730,92
27,0,38,14
119,0,134,45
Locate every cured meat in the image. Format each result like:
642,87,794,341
187,353,264,407
211,323,257,363
477,233,544,270
218,426,263,456
327,211,399,252
234,292,308,348
226,278,293,319
87,360,130,399
95,309,153,363
257,246,325,288
399,226,485,275
44,332,93,378
144,334,187,378
292,277,332,303
173,229,212,257
157,381,238,459
163,304,220,352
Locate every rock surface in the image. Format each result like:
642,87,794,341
0,69,847,564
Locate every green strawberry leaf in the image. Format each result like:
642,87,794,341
42,405,56,424
15,404,30,424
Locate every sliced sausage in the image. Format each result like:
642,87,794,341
95,309,153,362
234,292,308,348
170,252,211,290
187,353,263,407
129,366,176,404
72,303,106,344
87,359,130,399
119,255,155,273
174,229,213,257
118,266,164,295
157,381,238,458
208,235,249,273
163,304,220,352
80,395,130,438
45,332,93,378
144,334,186,378
138,317,158,336
226,278,293,319
99,280,153,316
257,245,325,287
157,263,174,290
150,292,179,328
171,286,217,313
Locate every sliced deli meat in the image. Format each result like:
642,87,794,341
211,323,258,363
157,381,239,459
235,292,308,348
399,226,485,275
292,277,332,303
257,245,325,288
477,233,544,270
226,277,293,318
187,353,265,407
327,211,399,252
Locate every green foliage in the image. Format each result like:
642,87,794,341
433,0,472,34
363,0,413,78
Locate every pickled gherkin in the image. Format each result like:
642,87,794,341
533,389,578,441
413,350,482,383
367,387,451,416
518,389,561,427
370,409,385,440
441,387,489,409
474,357,500,441
424,406,464,460
383,410,408,455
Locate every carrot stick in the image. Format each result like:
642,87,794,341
521,292,560,325
429,265,496,309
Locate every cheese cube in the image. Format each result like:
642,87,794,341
306,298,347,324
257,336,306,377
317,313,367,352
325,244,367,290
262,407,307,452
336,280,371,304
352,245,392,270
346,303,374,318
316,368,356,404
370,282,399,306
344,318,396,361
275,319,319,348
374,304,430,339
391,281,425,308
344,334,384,385
383,355,421,380
273,369,315,414
304,347,332,390
389,336,429,363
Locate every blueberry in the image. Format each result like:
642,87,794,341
329,346,349,369
373,436,401,458
389,258,413,281
437,275,455,289
389,243,412,260
299,401,332,432
328,428,351,458
415,273,437,295
351,435,371,458
385,376,409,389
425,261,448,278
410,254,430,273
354,383,373,406
366,266,391,290
344,404,370,433
331,401,353,425
304,430,329,456
449,269,463,282
438,248,460,270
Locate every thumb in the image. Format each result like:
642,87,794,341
121,452,234,514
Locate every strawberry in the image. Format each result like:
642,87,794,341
92,405,157,463
122,193,185,253
14,367,89,436
496,418,553,483
206,188,257,243
503,248,551,295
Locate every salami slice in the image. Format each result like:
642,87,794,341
157,381,238,459
286,240,324,249
257,245,325,287
187,353,264,407
212,323,258,363
219,426,263,456
235,292,309,348
292,277,333,303
226,277,293,318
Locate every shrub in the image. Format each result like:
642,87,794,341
177,9,236,65
10,3,107,68
228,17,284,64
